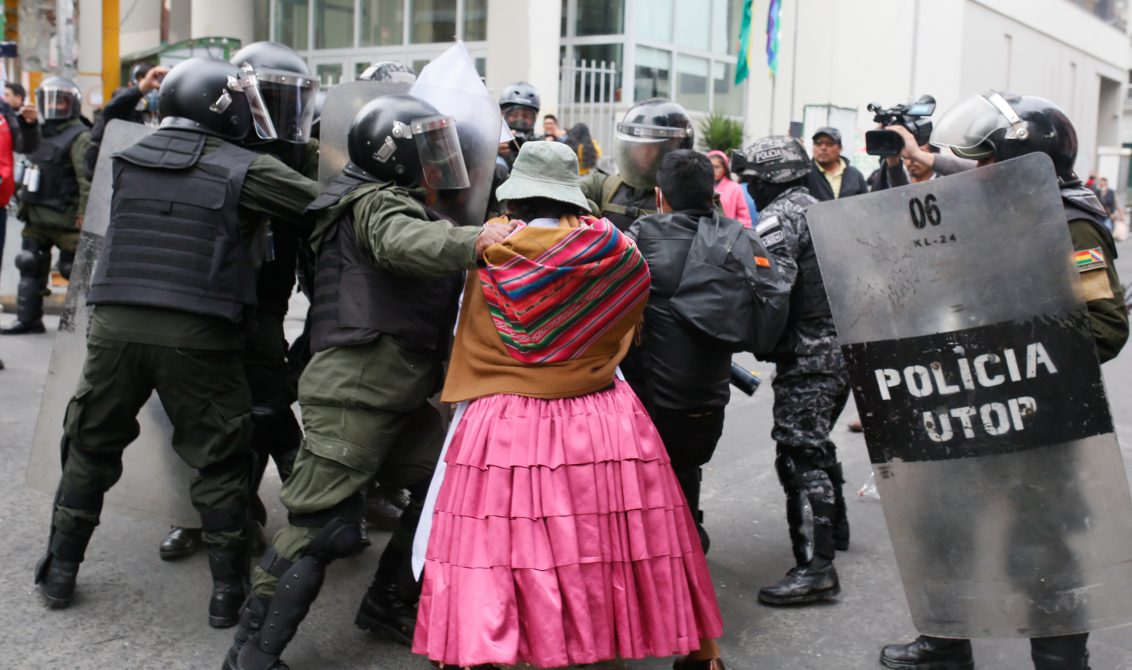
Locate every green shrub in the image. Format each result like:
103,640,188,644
697,112,744,153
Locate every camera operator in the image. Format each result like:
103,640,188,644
883,123,976,179
871,126,945,190
804,127,868,201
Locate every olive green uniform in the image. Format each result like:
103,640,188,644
1069,218,1128,362
54,136,319,552
18,118,91,253
252,183,480,597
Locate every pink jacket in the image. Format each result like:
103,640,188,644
708,149,752,227
714,175,751,227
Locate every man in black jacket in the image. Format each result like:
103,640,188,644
804,126,868,201
621,149,736,553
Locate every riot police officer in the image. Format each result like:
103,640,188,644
221,94,515,670
357,60,417,83
736,136,851,606
499,80,540,144
879,91,1127,670
2,77,90,335
33,57,319,629
157,40,323,563
579,98,693,231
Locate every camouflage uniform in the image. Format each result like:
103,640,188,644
757,187,849,569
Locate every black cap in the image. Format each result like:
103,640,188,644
812,126,841,145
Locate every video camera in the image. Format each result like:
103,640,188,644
865,94,935,156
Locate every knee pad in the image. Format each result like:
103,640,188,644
290,495,366,563
824,462,845,485
14,249,46,275
775,452,799,489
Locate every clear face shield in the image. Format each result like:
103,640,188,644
410,115,470,190
502,106,537,137
37,87,78,121
236,65,320,143
930,92,1028,160
614,123,690,190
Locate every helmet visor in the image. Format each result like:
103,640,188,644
412,115,470,190
503,106,536,136
240,69,319,143
930,94,1005,157
614,123,689,190
38,87,78,120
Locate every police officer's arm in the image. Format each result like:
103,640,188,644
238,153,320,230
579,172,604,212
756,213,801,288
1069,219,1129,363
69,129,93,225
354,189,502,280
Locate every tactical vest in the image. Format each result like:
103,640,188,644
20,121,86,211
307,175,462,355
88,129,259,322
784,189,831,322
599,174,656,231
1062,184,1120,262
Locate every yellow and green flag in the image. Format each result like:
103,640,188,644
734,0,754,84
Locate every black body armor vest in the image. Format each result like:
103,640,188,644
307,176,462,355
600,175,657,231
785,190,831,322
20,121,85,211
1062,184,1120,261
88,129,259,322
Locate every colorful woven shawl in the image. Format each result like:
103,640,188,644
479,216,650,364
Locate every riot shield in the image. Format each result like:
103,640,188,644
808,152,1132,638
25,120,198,527
317,80,412,190
409,42,502,228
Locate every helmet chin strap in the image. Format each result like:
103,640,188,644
984,91,1029,141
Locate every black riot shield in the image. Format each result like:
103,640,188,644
24,120,199,527
808,152,1132,638
316,80,411,190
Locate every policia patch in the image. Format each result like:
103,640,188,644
1075,247,1115,301
844,311,1112,464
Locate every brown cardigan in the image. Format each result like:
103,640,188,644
441,223,640,403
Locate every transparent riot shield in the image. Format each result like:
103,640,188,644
25,120,203,526
808,152,1132,638
409,42,502,228
317,80,412,190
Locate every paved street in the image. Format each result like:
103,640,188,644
2,214,1132,669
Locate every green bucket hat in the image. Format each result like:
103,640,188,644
495,140,592,213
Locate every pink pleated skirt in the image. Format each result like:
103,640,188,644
412,380,723,668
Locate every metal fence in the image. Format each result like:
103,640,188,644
557,59,619,156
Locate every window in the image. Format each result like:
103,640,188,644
316,62,344,86
572,43,623,102
576,0,624,36
361,0,405,46
675,54,709,110
275,0,309,51
635,46,671,100
411,0,458,43
712,61,742,116
464,0,487,40
674,0,711,51
634,0,672,42
315,0,354,49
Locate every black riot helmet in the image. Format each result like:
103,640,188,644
230,41,319,144
931,90,1079,183
357,61,418,84
499,81,540,141
347,94,470,190
36,77,82,121
157,57,252,141
614,98,694,190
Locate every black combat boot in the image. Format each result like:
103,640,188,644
757,559,840,605
159,526,203,560
355,542,418,646
34,528,91,609
3,248,48,335
879,635,974,669
675,467,709,554
759,463,840,605
1031,633,1090,670
209,548,249,629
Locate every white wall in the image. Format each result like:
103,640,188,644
485,0,560,114
740,0,1127,176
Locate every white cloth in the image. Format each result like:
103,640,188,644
412,401,467,578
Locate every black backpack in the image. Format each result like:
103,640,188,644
668,212,791,355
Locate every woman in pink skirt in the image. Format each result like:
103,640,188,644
412,140,726,669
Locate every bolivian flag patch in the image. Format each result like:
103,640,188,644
1074,248,1106,272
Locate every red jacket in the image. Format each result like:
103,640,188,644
0,112,14,206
